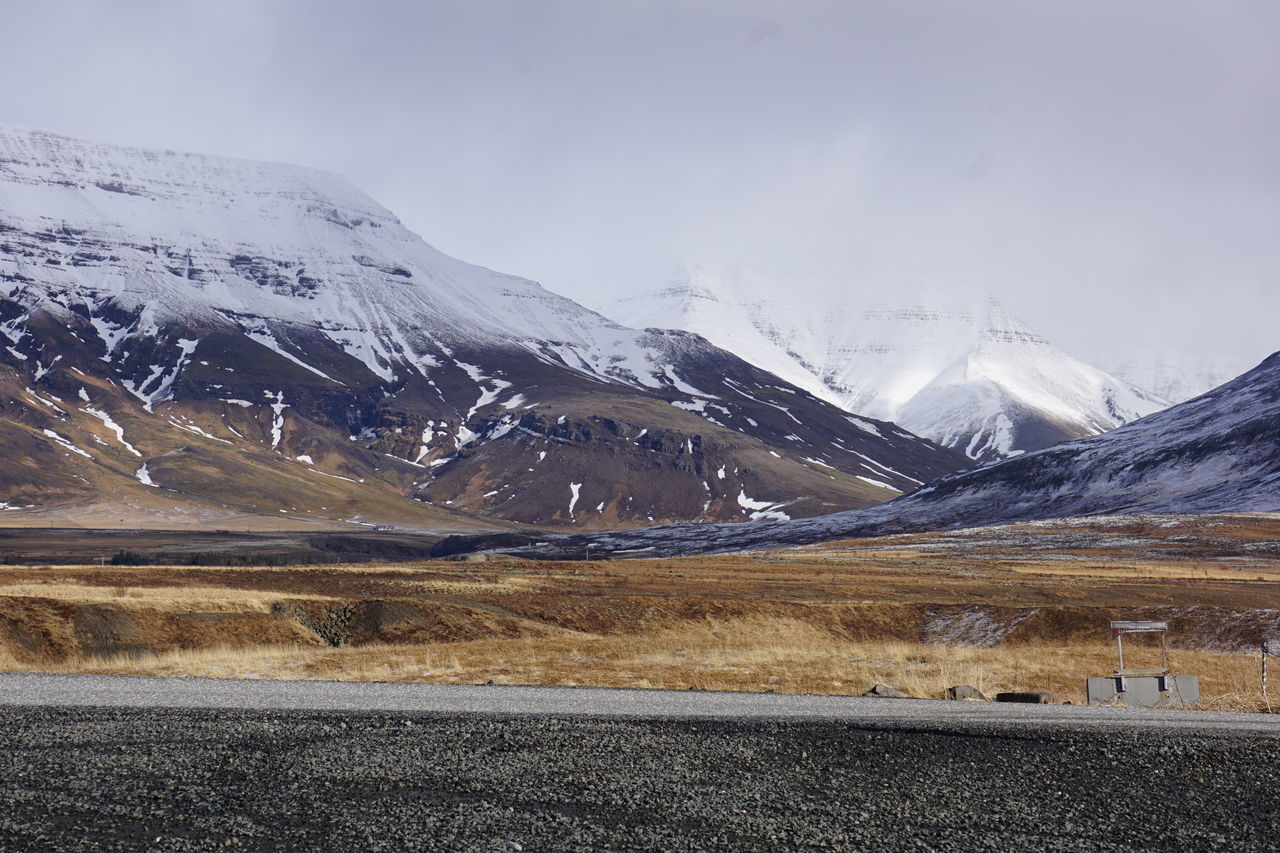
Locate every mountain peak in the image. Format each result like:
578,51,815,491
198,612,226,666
607,264,1168,462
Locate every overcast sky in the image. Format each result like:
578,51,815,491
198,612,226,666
2,0,1277,367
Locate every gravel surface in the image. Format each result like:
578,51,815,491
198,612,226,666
1,701,1279,851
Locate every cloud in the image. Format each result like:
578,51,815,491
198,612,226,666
1,0,1276,365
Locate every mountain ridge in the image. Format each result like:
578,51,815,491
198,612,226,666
0,125,967,528
488,350,1280,558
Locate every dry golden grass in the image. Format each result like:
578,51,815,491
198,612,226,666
0,581,327,610
23,615,1274,712
404,576,542,596
985,560,1280,582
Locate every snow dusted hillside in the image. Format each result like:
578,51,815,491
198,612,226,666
1106,351,1251,404
610,266,1168,463
0,126,965,526
478,350,1280,558
0,125,679,385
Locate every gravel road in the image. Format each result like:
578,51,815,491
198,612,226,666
1,676,1278,850
2,672,1279,733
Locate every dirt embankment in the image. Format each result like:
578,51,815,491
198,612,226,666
0,597,322,664
3,589,1279,669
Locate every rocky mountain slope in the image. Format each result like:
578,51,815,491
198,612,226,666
609,265,1168,463
480,350,1280,557
0,126,966,528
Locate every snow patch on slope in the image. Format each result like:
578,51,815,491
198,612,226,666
569,482,582,521
736,488,791,522
84,407,141,456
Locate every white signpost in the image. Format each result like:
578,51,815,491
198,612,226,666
1262,641,1278,713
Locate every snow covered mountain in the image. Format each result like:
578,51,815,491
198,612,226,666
0,125,966,527
472,350,1280,558
1105,351,1252,404
609,266,1168,463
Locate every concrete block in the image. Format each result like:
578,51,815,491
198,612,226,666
1086,675,1199,707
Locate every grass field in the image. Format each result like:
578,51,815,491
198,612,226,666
3,513,1279,710
28,619,1273,712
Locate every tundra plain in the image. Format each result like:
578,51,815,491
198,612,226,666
2,514,1278,711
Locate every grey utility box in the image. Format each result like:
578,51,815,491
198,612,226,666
1086,675,1200,707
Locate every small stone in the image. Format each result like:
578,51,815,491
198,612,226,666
862,683,906,698
945,685,988,701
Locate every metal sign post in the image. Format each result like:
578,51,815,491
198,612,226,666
1263,642,1274,714
1088,620,1198,707
1110,620,1170,691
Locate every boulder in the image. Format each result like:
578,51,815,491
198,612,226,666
945,684,988,701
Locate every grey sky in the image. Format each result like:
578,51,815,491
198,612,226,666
2,0,1277,366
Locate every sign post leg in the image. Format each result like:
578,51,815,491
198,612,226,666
1263,644,1271,714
